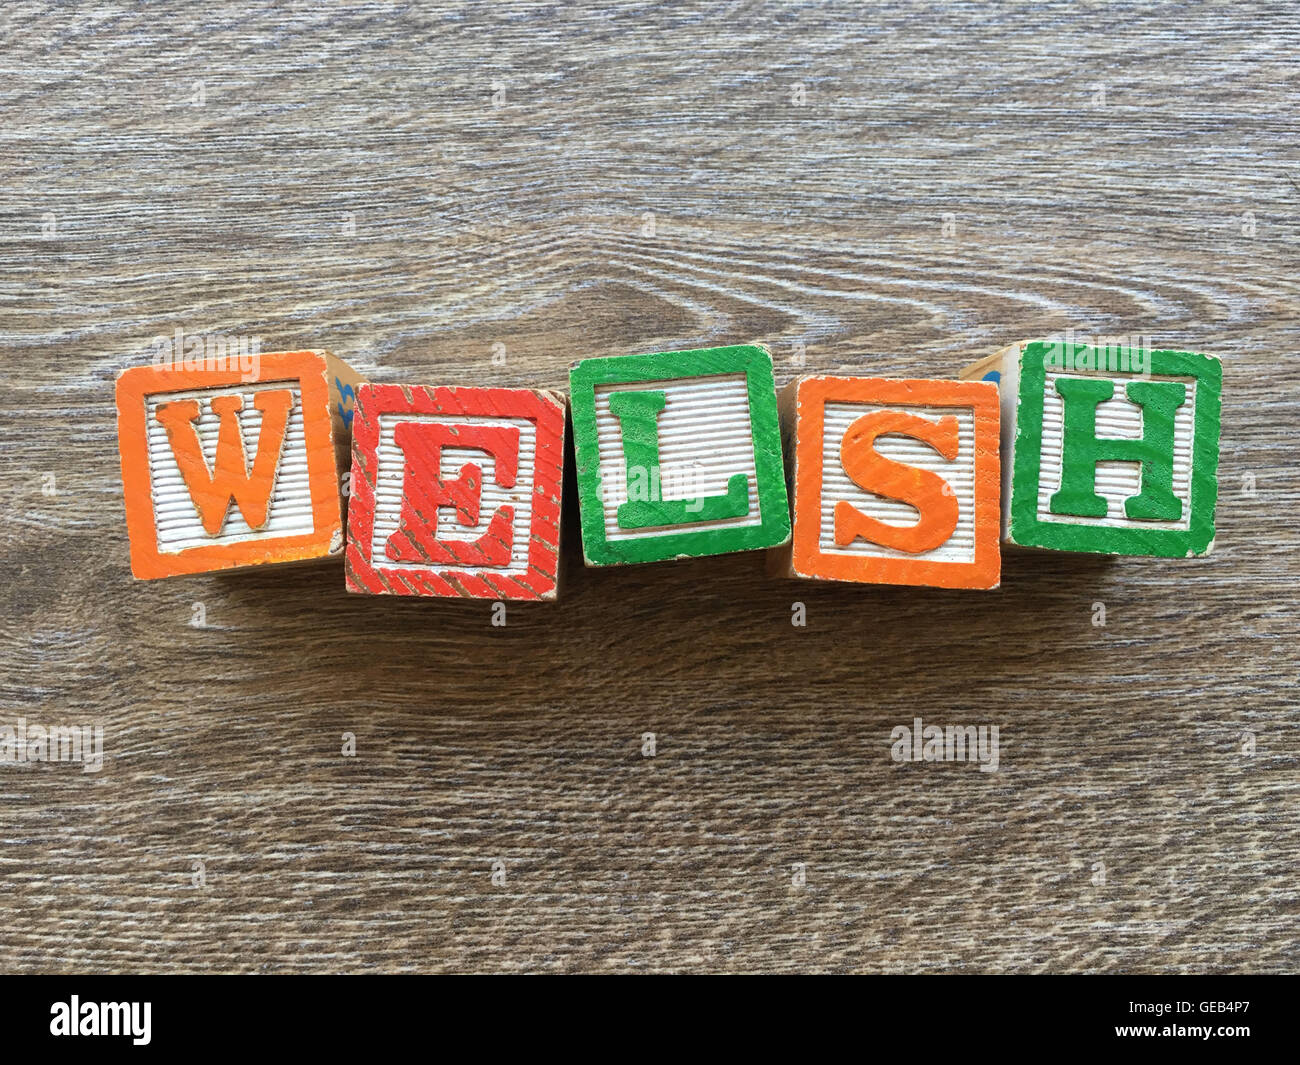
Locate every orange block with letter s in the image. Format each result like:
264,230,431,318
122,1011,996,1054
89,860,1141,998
772,375,1001,589
115,350,362,579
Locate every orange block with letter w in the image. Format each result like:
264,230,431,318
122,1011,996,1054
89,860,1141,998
115,350,363,579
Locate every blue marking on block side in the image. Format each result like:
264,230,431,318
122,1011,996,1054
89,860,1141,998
335,377,356,428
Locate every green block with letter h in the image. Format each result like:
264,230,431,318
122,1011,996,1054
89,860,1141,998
569,344,791,566
970,339,1222,558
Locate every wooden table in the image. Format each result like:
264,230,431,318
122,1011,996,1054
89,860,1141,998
3,1,1295,973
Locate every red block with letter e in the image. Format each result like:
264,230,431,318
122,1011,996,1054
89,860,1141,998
344,384,567,600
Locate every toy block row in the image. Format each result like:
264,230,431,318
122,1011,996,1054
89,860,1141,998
115,339,1223,599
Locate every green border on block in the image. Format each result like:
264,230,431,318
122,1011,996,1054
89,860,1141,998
569,344,791,566
1009,341,1222,557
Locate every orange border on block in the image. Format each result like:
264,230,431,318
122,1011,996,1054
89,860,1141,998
115,351,342,579
790,376,1001,589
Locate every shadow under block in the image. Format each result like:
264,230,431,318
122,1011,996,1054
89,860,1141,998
772,375,1001,589
116,350,362,579
569,344,791,566
960,340,1222,557
344,384,566,600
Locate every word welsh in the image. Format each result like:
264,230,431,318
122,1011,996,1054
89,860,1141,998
115,340,1223,599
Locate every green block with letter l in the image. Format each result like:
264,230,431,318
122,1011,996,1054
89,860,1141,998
569,344,791,566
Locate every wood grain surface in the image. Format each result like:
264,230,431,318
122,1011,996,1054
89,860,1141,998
2,0,1297,974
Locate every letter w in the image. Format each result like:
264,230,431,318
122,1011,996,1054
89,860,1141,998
154,390,294,535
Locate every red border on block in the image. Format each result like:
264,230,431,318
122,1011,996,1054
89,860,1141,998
344,384,566,601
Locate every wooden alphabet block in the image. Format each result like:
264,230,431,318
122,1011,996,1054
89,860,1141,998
772,375,1001,589
569,344,790,565
116,350,362,579
961,340,1222,557
344,384,566,600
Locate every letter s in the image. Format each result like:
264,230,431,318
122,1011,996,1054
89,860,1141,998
833,410,959,553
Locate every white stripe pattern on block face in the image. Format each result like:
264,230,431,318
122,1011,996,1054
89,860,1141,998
370,413,538,575
145,383,311,553
819,401,977,565
594,373,761,541
1036,371,1196,532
